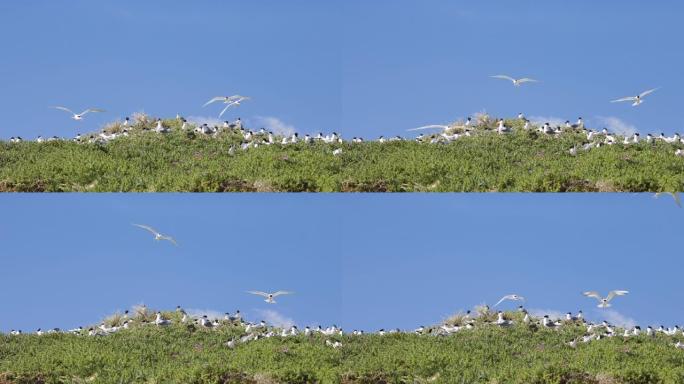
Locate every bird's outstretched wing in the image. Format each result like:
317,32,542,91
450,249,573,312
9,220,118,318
606,290,629,301
80,108,105,116
407,125,449,132
517,78,537,84
582,291,602,301
219,102,238,118
248,291,271,298
611,96,636,103
161,236,178,246
491,75,515,82
203,96,227,107
495,294,524,307
655,192,682,208
494,296,509,307
640,88,658,98
51,106,75,115
272,291,293,297
132,223,159,235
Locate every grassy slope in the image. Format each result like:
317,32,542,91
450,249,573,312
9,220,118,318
1,119,683,192
2,323,684,384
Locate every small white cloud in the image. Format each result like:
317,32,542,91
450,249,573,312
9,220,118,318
186,308,224,320
254,309,295,329
595,116,637,136
528,308,565,320
251,116,296,136
597,309,637,329
529,116,566,128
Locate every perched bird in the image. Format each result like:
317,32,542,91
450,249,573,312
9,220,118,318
247,290,293,304
495,311,513,326
611,88,658,107
582,290,629,308
132,224,178,246
490,75,538,86
154,312,171,326
51,106,105,120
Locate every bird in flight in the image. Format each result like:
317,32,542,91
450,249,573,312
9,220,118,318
494,294,525,307
654,192,681,208
611,88,658,106
248,290,293,304
203,95,250,118
582,290,628,308
51,106,105,120
490,75,538,86
407,124,451,132
132,224,178,246
407,118,472,132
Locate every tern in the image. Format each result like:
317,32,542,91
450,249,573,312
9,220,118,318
494,294,525,307
582,290,629,308
490,75,538,86
611,88,658,106
51,106,105,120
495,311,513,326
154,312,171,326
248,290,293,304
132,224,178,246
203,95,250,118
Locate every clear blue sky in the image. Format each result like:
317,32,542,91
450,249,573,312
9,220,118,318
1,194,682,332
1,1,682,139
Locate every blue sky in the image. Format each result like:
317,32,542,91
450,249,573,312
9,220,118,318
1,1,682,139
1,194,682,332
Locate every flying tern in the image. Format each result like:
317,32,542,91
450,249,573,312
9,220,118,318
51,106,105,120
132,224,178,246
248,290,293,304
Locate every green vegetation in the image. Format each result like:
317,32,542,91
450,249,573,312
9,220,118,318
1,118,683,192
2,318,684,383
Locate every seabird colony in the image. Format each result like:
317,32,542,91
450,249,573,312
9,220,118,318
4,304,684,352
5,113,684,158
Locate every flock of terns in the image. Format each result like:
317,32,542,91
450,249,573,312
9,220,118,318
5,222,681,350
2,79,682,351
5,291,684,353
2,223,682,351
3,78,682,161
